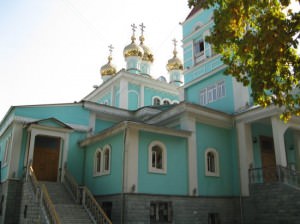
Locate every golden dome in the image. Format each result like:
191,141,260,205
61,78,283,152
139,35,154,63
167,39,183,72
123,35,144,58
100,56,116,77
166,49,183,72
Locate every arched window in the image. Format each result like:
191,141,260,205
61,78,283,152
153,97,161,106
149,141,167,173
205,148,219,176
94,149,102,175
103,145,111,173
163,99,170,105
94,145,111,176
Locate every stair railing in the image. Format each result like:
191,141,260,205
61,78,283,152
249,165,300,189
82,186,112,224
63,168,112,224
40,184,61,224
63,168,81,203
28,165,61,224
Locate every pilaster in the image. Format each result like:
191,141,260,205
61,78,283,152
271,116,287,167
119,79,128,109
236,122,254,196
180,115,198,196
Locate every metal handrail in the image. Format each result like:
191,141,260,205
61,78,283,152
40,184,61,224
82,186,112,224
63,169,81,203
249,165,300,188
29,165,61,224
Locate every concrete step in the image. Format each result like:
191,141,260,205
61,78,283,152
42,182,93,224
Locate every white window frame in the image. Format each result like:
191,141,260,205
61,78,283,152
200,88,207,105
217,80,226,99
162,99,171,105
2,135,11,167
193,39,206,64
152,96,162,106
172,100,179,104
148,141,167,174
94,148,102,176
205,148,220,177
102,145,111,175
94,145,111,176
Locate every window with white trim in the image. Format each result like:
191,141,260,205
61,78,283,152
162,99,171,105
153,97,161,106
205,148,219,176
194,39,205,64
103,146,111,174
94,145,111,176
199,80,226,105
94,149,102,175
3,136,11,166
149,141,167,173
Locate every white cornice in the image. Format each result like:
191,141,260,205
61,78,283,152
79,121,191,147
83,70,180,102
184,64,226,88
146,102,233,129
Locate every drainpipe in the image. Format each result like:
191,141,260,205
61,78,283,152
121,125,128,224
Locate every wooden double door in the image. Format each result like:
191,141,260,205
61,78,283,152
260,136,277,182
32,135,61,181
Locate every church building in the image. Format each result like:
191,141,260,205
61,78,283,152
0,4,299,224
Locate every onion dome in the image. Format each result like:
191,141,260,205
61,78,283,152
139,35,154,63
100,55,116,77
166,39,183,72
100,45,117,79
123,24,144,59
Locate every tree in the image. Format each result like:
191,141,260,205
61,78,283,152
188,0,300,121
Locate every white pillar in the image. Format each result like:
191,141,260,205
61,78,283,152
140,85,145,107
236,122,254,196
180,116,198,196
123,128,139,193
293,132,300,172
271,116,287,167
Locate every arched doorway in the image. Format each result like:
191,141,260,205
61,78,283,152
32,135,61,181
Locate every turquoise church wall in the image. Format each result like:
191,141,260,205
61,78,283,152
84,132,124,195
144,87,179,106
284,129,297,166
15,104,90,126
128,83,140,110
17,129,28,178
67,132,87,184
98,91,111,105
95,119,116,133
138,131,188,195
182,7,214,38
0,126,13,181
185,71,235,114
196,123,238,196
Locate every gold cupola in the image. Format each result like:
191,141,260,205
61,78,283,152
123,24,144,59
100,45,117,81
167,39,184,86
139,23,154,63
166,39,183,72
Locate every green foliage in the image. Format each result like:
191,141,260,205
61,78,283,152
188,0,300,121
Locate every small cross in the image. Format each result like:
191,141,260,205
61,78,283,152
139,23,146,36
131,23,137,36
172,38,178,49
108,44,114,56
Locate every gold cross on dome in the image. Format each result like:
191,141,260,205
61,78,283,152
172,38,178,49
108,44,114,56
139,23,146,36
131,23,137,36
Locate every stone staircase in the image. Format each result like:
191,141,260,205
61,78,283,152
43,181,93,224
243,182,300,224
